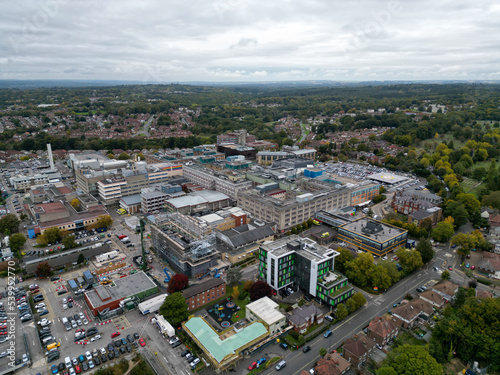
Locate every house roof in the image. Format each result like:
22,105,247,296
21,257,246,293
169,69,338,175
419,290,444,305
343,333,374,358
181,278,225,300
246,297,285,326
476,290,493,299
432,280,459,296
315,352,351,375
288,305,323,327
220,224,275,248
367,316,398,338
392,298,433,322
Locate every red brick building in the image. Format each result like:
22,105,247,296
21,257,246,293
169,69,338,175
182,278,226,311
366,316,399,346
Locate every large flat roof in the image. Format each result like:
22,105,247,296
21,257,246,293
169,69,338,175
85,271,157,309
368,172,408,185
184,317,267,363
339,218,407,243
246,297,285,326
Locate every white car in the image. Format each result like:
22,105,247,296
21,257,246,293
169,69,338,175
100,347,106,355
85,351,92,361
79,312,85,319
62,304,68,310
90,334,101,342
37,318,49,325
82,319,88,325
35,303,46,309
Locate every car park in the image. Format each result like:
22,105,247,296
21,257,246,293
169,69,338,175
171,341,182,348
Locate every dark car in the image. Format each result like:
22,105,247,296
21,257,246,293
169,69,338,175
125,344,132,353
171,341,182,348
279,342,288,350
107,351,114,360
133,332,139,339
126,334,134,343
114,340,122,347
121,338,127,346
82,362,88,372
303,346,311,353
58,362,66,371
114,348,120,358
119,346,126,354
94,356,101,365
101,354,107,363
181,350,191,357
47,353,60,363
132,342,138,349
50,277,60,281
304,295,312,302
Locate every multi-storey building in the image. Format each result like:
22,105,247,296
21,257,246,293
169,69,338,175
10,170,62,191
238,180,352,232
258,236,354,307
217,129,255,145
256,149,316,165
337,218,408,257
183,165,253,199
182,278,226,311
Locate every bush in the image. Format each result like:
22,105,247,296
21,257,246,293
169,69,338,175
298,299,305,307
477,278,492,286
290,330,299,340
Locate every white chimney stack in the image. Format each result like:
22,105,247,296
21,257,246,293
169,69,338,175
47,143,55,170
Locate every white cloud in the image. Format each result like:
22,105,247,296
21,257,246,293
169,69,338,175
0,0,498,81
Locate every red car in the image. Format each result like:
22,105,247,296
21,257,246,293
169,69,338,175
111,332,121,338
466,254,471,259
448,266,453,271
74,365,81,374
471,265,475,270
32,289,40,294
139,338,146,347
248,362,257,371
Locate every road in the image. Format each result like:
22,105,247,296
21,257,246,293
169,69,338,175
256,243,481,375
296,123,309,144
138,115,154,137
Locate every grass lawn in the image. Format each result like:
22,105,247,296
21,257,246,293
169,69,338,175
230,283,249,322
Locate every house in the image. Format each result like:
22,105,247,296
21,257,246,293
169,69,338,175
246,297,286,335
419,290,446,308
476,289,493,299
287,305,324,334
477,252,500,278
489,213,500,228
431,280,459,301
342,332,375,368
391,298,434,329
181,278,226,311
408,207,442,227
313,352,351,375
366,316,399,345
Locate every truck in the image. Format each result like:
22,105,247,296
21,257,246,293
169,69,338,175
152,314,175,338
118,235,127,240
120,236,130,244
138,294,168,314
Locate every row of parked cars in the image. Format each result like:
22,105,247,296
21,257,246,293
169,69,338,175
50,334,145,374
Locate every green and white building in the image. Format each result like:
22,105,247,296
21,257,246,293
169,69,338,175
258,235,354,307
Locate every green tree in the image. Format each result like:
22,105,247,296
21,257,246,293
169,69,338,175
95,215,114,229
77,253,85,264
453,287,467,308
334,247,354,274
377,368,398,375
482,191,500,209
346,297,357,313
456,193,481,214
431,221,454,242
450,232,481,256
381,344,442,375
352,292,367,309
336,303,348,321
319,347,327,357
416,239,434,264
9,232,26,253
371,265,392,290
0,214,20,235
441,270,450,280
62,234,77,250
396,248,423,274
226,266,242,286
159,292,189,328
118,152,130,160
377,261,401,284
472,167,487,180
345,252,374,288
37,227,61,246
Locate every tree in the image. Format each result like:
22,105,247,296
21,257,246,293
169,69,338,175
456,193,481,214
377,368,398,375
396,248,423,274
70,198,80,209
482,191,500,210
77,253,85,264
226,267,242,286
334,247,354,274
36,262,51,278
118,152,130,160
377,261,401,284
450,232,482,256
37,227,61,246
346,297,357,313
431,221,454,242
243,280,254,291
416,239,434,264
62,234,77,250
9,233,26,253
0,214,20,235
249,281,272,301
371,265,392,290
380,344,441,375
352,292,366,309
167,274,189,294
419,218,433,234
232,286,240,300
453,287,467,308
345,252,374,288
319,347,327,357
441,270,450,280
159,292,189,327
336,303,348,321
95,215,113,229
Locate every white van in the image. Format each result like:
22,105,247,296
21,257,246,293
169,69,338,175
65,356,72,368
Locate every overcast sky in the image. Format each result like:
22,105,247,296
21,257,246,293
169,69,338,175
1,0,499,82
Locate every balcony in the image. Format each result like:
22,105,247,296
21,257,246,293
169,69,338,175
317,271,348,289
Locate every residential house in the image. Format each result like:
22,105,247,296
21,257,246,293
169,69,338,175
342,332,375,368
391,298,434,329
313,352,351,375
287,305,324,334
366,316,399,346
431,280,459,301
419,290,446,308
477,252,500,278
